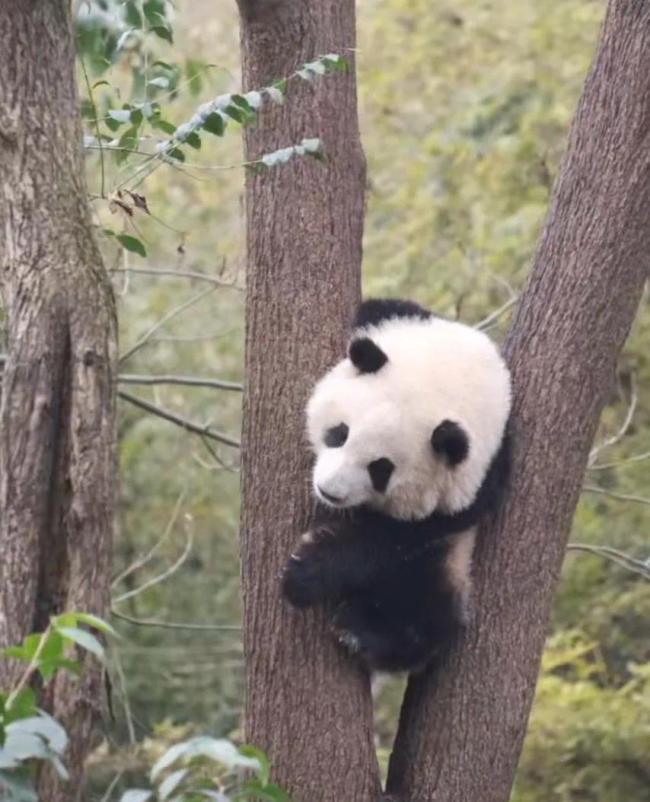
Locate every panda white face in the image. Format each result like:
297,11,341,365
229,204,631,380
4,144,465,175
306,315,511,521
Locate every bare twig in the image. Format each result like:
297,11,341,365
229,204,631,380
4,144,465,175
112,651,136,745
6,625,52,709
589,377,638,465
567,542,650,579
110,266,241,289
589,450,650,471
582,484,650,507
475,296,519,331
112,530,195,605
118,390,240,447
118,373,243,391
120,285,217,363
112,489,187,589
99,770,125,802
111,610,240,632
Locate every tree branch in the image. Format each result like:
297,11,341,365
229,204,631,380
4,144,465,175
118,373,243,391
118,390,240,447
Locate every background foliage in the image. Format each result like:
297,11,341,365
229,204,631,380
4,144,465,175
9,1,646,799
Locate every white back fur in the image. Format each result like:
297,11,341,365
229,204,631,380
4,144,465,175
307,315,511,520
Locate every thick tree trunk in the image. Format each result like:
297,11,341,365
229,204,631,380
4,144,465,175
237,2,376,801
387,2,650,800
0,4,117,801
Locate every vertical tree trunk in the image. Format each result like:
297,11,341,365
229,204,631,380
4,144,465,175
0,4,117,801
387,2,650,800
237,1,377,800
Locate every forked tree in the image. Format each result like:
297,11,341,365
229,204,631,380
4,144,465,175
238,1,649,801
0,4,117,801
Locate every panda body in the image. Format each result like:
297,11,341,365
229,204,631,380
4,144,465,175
282,299,511,673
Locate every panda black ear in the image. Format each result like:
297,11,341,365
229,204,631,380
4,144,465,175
349,337,388,374
431,420,469,467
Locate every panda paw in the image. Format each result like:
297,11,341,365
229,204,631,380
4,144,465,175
281,531,334,608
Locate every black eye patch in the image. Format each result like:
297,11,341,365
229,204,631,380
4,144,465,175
368,458,395,493
431,420,469,467
324,423,349,448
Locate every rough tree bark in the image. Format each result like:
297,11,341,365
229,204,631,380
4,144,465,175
0,4,117,801
387,1,650,801
237,1,377,801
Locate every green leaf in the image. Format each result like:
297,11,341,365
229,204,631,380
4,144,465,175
3,690,36,724
185,59,205,96
56,627,105,659
265,86,284,105
143,0,168,26
244,90,263,110
108,109,133,125
115,126,140,164
223,105,246,123
148,76,170,89
124,2,143,28
202,113,226,137
116,235,147,258
231,94,253,113
167,147,185,162
185,132,201,150
56,612,118,638
152,119,177,135
8,715,67,755
150,25,173,44
239,745,270,786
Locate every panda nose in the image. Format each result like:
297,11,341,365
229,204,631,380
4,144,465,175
318,486,344,504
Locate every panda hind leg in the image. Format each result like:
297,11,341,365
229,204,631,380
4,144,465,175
444,527,476,627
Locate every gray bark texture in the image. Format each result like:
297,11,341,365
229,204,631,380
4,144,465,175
237,1,376,801
239,0,648,801
0,3,117,801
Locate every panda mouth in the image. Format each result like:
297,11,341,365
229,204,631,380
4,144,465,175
317,487,346,506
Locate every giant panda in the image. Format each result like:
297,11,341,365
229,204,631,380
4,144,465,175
282,298,512,673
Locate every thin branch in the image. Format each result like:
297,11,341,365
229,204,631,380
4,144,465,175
111,609,241,632
110,266,241,289
589,376,638,464
567,542,650,579
589,450,650,471
6,625,52,709
99,770,125,802
112,651,136,745
120,285,217,363
80,58,105,198
475,296,519,331
112,530,194,605
582,484,650,507
118,373,243,391
112,488,187,589
118,390,240,447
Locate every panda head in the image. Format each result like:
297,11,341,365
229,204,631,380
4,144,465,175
306,315,511,521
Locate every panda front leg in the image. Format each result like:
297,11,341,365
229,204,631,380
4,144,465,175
281,526,346,608
281,524,372,610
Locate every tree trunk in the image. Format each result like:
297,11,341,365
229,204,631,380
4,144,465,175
237,2,376,800
387,1,650,800
0,4,117,801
